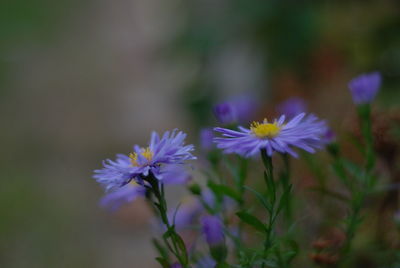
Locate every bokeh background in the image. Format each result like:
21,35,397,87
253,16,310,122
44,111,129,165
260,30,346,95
1,0,399,267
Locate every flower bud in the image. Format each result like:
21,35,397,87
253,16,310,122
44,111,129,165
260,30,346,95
348,72,381,105
201,215,227,262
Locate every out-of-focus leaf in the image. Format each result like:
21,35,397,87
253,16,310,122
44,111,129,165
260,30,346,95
236,211,266,232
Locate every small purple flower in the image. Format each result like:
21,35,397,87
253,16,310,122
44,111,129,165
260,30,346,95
276,97,306,119
232,95,259,123
213,95,259,125
214,113,327,158
322,128,336,145
93,130,196,191
195,256,216,268
200,128,214,151
213,102,237,125
201,189,216,208
170,263,183,268
202,189,235,213
348,72,381,105
201,215,225,246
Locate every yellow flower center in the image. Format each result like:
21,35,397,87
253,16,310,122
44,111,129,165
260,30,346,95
129,180,139,186
129,147,153,166
250,119,281,138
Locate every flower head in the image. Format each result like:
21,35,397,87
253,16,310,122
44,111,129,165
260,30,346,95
201,215,225,246
348,72,381,105
93,129,195,192
213,102,237,125
214,113,327,157
100,165,190,211
213,95,259,125
277,97,307,119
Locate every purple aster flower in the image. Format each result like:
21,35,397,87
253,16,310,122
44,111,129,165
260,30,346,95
201,215,225,246
213,95,259,125
200,128,214,151
214,113,327,158
348,72,381,105
93,129,196,192
100,165,190,211
276,97,307,119
213,102,237,125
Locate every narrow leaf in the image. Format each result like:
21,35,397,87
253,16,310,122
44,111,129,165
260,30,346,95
208,181,241,202
236,211,266,232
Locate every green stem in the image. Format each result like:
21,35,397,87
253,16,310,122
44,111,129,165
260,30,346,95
358,104,375,174
340,104,376,266
260,149,276,267
281,154,292,223
145,174,190,268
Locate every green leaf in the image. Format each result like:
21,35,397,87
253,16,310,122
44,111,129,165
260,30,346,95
174,233,189,265
152,238,169,260
284,239,299,263
342,159,365,182
208,181,241,202
155,257,170,268
236,211,266,232
276,184,292,216
264,171,276,203
244,185,272,213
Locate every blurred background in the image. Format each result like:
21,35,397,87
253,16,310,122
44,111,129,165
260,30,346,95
1,0,399,267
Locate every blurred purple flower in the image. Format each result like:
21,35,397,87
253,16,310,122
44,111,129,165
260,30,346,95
348,72,381,105
93,129,195,192
170,263,183,268
213,102,237,125
213,95,259,125
100,165,190,211
195,256,216,268
232,95,259,123
214,113,327,158
201,189,235,213
200,189,215,208
161,164,191,185
100,182,145,211
168,200,203,231
201,215,225,246
200,128,214,151
276,97,306,119
322,128,336,145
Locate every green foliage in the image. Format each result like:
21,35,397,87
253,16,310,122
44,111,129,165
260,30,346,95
236,211,266,232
